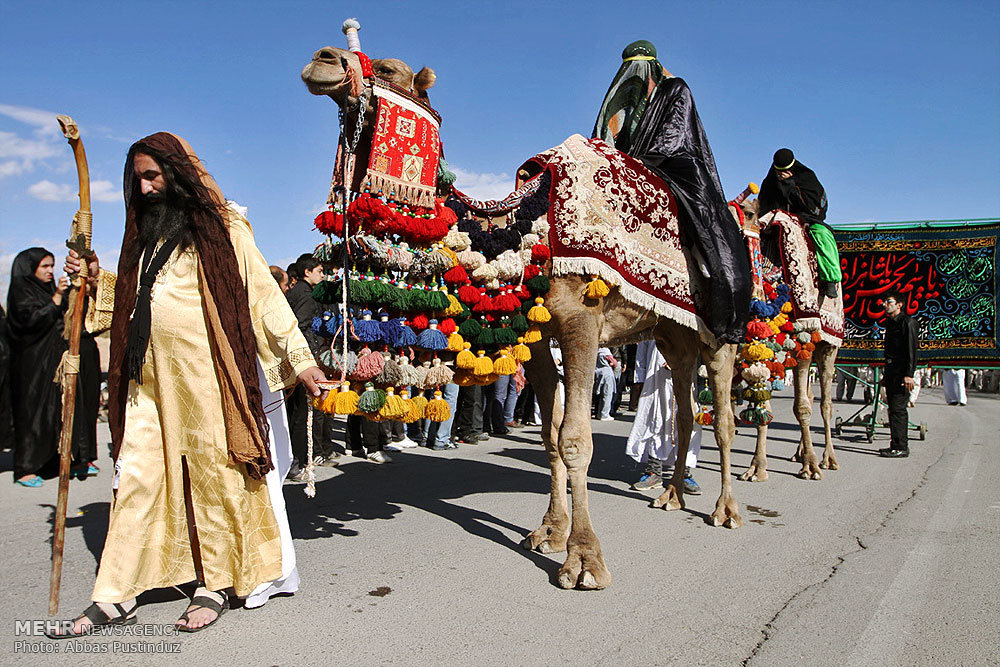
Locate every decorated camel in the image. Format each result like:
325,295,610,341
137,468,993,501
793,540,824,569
301,33,742,591
727,198,843,482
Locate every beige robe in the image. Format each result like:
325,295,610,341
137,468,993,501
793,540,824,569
91,210,315,603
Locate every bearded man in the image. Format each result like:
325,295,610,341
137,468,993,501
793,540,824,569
51,133,326,636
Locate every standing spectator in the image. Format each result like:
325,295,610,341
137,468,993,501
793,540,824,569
424,382,460,450
0,304,13,449
835,367,858,402
879,291,918,458
454,384,487,444
284,255,338,477
7,248,99,486
942,368,967,406
593,346,617,421
269,265,289,293
285,262,300,290
488,371,520,435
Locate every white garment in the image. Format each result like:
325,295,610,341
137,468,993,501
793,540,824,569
942,369,967,405
244,364,300,608
625,345,701,468
633,340,657,385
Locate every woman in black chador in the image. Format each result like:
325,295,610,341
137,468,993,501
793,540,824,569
6,247,100,487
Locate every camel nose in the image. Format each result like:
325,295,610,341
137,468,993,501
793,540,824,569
314,47,340,63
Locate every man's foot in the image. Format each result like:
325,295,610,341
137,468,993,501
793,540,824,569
175,589,228,633
383,442,403,452
506,421,523,429
313,454,340,467
367,451,393,464
396,437,419,449
46,601,137,638
477,433,490,441
878,448,909,458
15,474,43,488
598,416,614,422
683,468,702,495
631,473,662,491
522,420,538,426
285,468,308,483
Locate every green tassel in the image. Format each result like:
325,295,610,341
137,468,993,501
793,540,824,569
357,384,387,413
454,303,472,322
697,388,713,404
510,313,529,333
367,280,390,307
386,284,408,311
494,327,517,345
526,275,550,293
475,326,496,346
426,289,449,311
350,279,371,306
458,317,482,339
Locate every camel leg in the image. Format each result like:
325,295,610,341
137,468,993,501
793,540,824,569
553,317,611,590
792,358,822,480
739,399,770,482
816,343,839,470
521,341,570,554
707,344,742,528
652,350,696,510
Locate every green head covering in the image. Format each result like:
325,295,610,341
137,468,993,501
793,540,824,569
592,40,666,152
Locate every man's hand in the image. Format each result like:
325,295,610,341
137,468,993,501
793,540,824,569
297,366,328,398
903,376,916,392
53,275,69,305
65,249,100,293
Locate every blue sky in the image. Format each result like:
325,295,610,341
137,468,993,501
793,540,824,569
2,1,998,297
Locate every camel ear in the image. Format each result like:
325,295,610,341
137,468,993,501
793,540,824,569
414,67,436,97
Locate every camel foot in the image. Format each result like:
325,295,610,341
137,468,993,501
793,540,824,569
797,460,823,480
651,484,683,511
790,448,804,463
557,546,611,590
820,453,839,470
710,495,742,529
738,464,769,482
521,524,568,554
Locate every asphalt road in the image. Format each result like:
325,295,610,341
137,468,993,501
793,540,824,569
2,386,998,666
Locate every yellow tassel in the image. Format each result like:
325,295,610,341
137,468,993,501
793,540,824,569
398,390,421,424
513,336,531,363
333,382,359,415
584,275,610,299
472,350,494,376
411,393,428,418
493,352,517,375
442,293,464,317
317,385,337,413
379,387,408,420
781,301,793,314
453,369,476,386
523,325,542,344
425,390,451,422
456,342,475,369
447,331,465,352
527,297,551,323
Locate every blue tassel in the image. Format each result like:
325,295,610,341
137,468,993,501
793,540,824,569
311,315,326,336
379,315,404,346
417,319,448,351
324,312,344,337
353,309,385,343
395,318,418,347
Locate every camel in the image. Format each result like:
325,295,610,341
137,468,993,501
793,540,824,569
730,199,840,483
301,45,742,591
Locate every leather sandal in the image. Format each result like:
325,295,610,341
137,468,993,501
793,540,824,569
175,591,229,633
46,602,138,638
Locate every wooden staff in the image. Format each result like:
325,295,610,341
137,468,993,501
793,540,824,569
49,114,93,615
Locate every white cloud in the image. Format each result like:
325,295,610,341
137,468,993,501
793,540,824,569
0,103,62,136
27,179,74,201
27,178,120,203
450,166,514,202
0,130,61,178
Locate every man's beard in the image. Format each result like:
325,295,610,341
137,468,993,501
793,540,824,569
137,193,193,250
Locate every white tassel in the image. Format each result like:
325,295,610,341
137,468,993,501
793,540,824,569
342,18,362,52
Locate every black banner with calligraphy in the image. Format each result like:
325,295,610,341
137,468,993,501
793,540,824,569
833,221,1000,367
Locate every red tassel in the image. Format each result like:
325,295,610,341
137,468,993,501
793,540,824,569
523,264,541,280
410,313,429,330
531,244,551,263
473,293,494,313
494,291,520,313
514,283,531,301
457,283,482,305
438,317,457,334
436,200,458,226
314,210,344,236
443,265,469,285
347,193,395,235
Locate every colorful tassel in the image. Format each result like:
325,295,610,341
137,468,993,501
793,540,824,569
425,389,451,423
527,297,551,323
410,392,429,418
447,331,465,352
425,357,455,386
458,317,482,339
523,325,542,344
356,382,386,413
584,275,610,299
417,319,449,350
513,337,531,363
493,350,517,375
399,390,422,424
456,342,475,369
352,347,385,381
333,382,360,415
472,350,494,376
442,293,464,316
379,387,409,420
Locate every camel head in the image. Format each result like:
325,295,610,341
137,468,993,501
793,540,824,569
301,45,437,110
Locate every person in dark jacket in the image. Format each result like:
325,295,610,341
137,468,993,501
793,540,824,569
6,248,100,486
757,148,841,298
0,304,14,449
284,255,338,476
879,291,919,458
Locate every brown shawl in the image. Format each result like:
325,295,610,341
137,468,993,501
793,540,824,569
108,132,272,479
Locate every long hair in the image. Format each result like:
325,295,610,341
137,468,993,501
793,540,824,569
108,133,271,476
